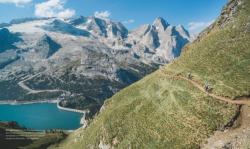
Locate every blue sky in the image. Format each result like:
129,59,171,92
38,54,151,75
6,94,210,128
0,0,227,34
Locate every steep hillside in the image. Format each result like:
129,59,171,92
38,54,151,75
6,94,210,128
0,28,22,53
52,0,250,148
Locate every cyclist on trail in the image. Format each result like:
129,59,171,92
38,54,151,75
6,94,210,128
204,81,209,92
187,73,192,80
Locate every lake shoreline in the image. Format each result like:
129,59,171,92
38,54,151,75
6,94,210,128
0,101,83,130
0,99,87,130
0,99,58,105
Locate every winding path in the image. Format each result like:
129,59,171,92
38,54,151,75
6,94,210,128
163,70,250,147
18,74,65,94
162,70,250,106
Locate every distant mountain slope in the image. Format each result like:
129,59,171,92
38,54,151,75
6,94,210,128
128,17,190,63
51,0,250,148
35,34,62,58
0,28,22,53
0,16,190,115
43,19,91,37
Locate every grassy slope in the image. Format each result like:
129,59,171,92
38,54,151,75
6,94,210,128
167,0,250,98
53,0,250,148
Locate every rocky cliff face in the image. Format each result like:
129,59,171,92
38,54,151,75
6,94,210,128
0,17,190,113
128,17,190,63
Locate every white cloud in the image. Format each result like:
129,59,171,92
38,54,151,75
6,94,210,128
188,20,215,34
94,11,111,19
0,0,32,6
35,0,75,19
123,19,135,24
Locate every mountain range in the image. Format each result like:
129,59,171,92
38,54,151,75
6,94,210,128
0,16,190,115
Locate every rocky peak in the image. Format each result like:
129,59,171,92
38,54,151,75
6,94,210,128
129,18,190,63
69,16,88,26
153,17,169,30
131,24,152,37
35,34,61,58
107,22,128,39
70,16,127,40
175,25,190,40
87,17,108,36
86,17,128,39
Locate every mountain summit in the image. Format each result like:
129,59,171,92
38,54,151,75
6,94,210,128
129,17,190,62
153,17,169,30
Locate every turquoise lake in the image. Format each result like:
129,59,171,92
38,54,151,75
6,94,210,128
0,103,82,130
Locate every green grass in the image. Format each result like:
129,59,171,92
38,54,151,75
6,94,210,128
54,72,238,149
52,0,250,148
